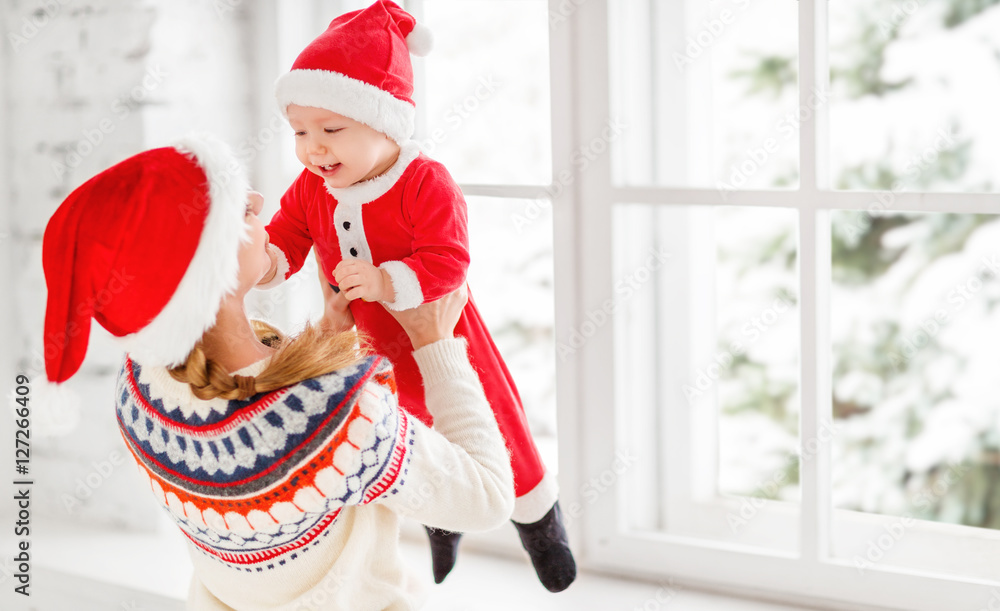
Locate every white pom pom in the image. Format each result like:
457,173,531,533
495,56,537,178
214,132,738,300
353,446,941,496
406,22,434,57
22,379,82,438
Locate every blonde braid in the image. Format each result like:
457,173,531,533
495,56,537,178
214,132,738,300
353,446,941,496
168,320,370,401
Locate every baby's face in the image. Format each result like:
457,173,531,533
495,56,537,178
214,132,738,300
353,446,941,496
287,104,400,188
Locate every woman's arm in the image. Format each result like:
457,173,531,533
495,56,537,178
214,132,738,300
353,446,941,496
317,249,355,333
363,285,515,530
375,337,514,531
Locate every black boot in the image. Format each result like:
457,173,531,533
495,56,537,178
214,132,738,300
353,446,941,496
512,501,577,592
424,525,463,584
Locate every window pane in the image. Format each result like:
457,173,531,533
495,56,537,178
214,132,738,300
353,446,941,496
831,210,1000,579
613,203,799,552
608,0,799,189
829,1,1000,192
467,197,557,464
420,0,551,185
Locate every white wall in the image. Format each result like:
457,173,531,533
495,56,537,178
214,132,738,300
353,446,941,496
2,0,258,533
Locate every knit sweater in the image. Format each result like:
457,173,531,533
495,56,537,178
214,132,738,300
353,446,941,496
114,336,514,611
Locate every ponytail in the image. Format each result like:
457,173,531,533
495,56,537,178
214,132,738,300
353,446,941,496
168,320,372,400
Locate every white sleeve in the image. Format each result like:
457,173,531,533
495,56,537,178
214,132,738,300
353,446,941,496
367,337,515,532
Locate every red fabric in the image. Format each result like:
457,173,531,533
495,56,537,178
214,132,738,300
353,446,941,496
42,148,209,382
265,159,547,497
290,0,418,108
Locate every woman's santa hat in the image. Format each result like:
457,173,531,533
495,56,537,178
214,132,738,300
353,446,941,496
274,0,433,145
36,133,250,435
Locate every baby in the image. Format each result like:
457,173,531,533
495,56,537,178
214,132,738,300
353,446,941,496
255,0,575,593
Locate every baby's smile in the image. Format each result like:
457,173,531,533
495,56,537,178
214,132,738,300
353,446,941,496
318,163,342,177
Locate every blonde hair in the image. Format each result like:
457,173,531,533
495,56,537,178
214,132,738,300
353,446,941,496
168,319,371,401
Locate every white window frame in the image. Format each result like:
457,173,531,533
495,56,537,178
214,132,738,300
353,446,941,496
566,1,1000,610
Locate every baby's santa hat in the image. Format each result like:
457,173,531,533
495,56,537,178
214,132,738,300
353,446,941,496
35,133,250,436
274,0,433,145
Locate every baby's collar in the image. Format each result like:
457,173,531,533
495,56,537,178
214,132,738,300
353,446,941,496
324,140,422,206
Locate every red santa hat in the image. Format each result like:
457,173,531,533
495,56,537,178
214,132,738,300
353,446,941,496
274,0,433,145
36,133,250,434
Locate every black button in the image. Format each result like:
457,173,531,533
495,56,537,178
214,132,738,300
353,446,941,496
350,247,358,257
343,221,351,230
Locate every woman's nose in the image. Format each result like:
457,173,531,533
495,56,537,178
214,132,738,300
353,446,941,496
248,191,264,214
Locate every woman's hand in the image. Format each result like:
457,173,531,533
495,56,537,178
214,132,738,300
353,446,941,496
383,284,469,350
317,252,355,333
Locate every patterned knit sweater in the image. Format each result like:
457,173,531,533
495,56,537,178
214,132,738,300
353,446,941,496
114,337,514,611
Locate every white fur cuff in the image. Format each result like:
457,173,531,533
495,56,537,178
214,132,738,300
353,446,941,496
511,471,560,524
378,260,423,311
256,243,290,290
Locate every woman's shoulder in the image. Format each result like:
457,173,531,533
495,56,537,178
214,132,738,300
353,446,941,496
305,353,394,393
117,351,398,427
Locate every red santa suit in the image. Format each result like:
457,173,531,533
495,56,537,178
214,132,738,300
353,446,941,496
266,2,577,592
261,140,558,522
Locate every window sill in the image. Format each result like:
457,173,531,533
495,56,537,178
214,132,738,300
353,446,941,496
26,512,818,611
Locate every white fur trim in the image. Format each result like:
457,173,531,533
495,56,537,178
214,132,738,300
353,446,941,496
379,260,423,311
116,133,250,368
333,200,373,264
29,379,82,438
275,69,416,145
324,140,421,207
256,243,291,290
511,470,560,524
406,23,434,57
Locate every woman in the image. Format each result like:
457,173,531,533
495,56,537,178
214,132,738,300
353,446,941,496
40,133,514,610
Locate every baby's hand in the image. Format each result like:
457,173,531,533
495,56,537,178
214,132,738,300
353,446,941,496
334,259,396,303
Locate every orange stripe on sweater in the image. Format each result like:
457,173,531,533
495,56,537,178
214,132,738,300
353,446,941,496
120,402,375,517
